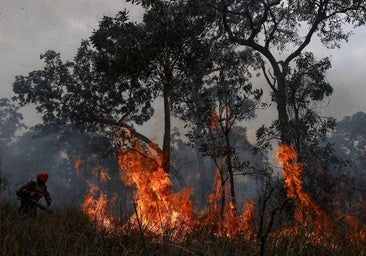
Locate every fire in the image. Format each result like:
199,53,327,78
81,180,117,231
238,201,256,237
209,110,219,129
74,156,82,177
276,144,333,237
204,160,255,237
74,160,117,232
117,140,193,236
74,133,366,247
205,167,224,235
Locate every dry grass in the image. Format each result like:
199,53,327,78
1,202,365,256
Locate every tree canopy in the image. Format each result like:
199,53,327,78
0,98,25,144
205,0,366,144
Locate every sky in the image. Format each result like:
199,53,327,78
0,0,144,123
1,0,366,143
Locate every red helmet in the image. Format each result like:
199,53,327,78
37,172,49,183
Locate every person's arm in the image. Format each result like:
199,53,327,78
18,180,36,197
43,186,52,206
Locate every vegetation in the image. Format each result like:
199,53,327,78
2,0,366,255
209,0,366,145
1,201,365,256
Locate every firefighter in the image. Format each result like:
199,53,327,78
16,171,52,217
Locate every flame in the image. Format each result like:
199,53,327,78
209,110,219,129
205,167,224,235
204,162,255,237
81,180,117,231
117,140,193,236
238,201,256,238
74,159,117,231
92,166,111,181
276,144,333,238
73,134,366,246
345,215,366,241
74,156,82,177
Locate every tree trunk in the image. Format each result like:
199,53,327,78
219,167,225,232
275,74,291,145
162,82,171,173
225,131,237,216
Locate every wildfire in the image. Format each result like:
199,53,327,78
205,159,255,238
117,140,194,237
73,156,82,177
276,144,333,239
238,201,256,238
209,110,219,129
74,160,117,232
74,133,365,247
81,180,117,231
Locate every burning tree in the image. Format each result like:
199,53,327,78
116,136,194,237
276,144,332,234
187,42,263,235
90,2,212,174
255,52,347,217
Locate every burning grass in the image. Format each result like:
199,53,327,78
1,201,365,256
63,140,366,255
3,138,366,255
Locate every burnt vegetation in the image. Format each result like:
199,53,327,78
1,0,366,255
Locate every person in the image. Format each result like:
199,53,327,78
16,171,52,217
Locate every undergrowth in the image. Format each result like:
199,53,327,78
1,202,365,256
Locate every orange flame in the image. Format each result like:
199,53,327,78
117,140,193,236
73,132,366,246
205,161,255,237
81,180,117,231
238,201,256,237
209,110,219,130
74,159,117,231
276,144,333,236
74,156,82,177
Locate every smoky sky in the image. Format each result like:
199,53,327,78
0,0,365,136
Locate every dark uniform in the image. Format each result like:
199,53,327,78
17,172,52,217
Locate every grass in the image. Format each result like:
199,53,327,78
1,201,365,256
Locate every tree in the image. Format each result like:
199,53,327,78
0,98,25,144
331,112,366,162
206,0,366,146
183,40,263,230
11,38,164,206
281,53,347,210
0,98,26,197
329,112,366,197
13,41,155,136
90,2,211,173
256,52,337,161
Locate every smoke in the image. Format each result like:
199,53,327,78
0,126,128,209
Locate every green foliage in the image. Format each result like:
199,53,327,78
254,52,348,219
210,0,366,53
12,1,214,172
0,98,25,196
187,40,263,168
